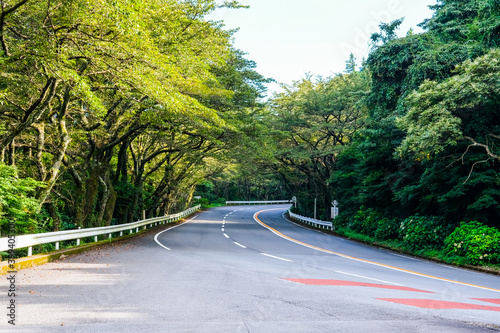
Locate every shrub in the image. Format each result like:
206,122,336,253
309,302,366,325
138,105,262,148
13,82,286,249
193,197,209,206
350,206,380,237
375,217,400,240
444,221,500,265
215,197,227,204
332,212,350,230
0,163,43,235
399,214,453,252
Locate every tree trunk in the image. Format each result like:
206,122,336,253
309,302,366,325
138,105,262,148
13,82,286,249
6,140,15,166
37,117,71,207
46,200,61,231
98,173,117,226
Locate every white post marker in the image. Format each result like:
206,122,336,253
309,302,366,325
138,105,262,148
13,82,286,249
314,198,317,220
331,200,339,219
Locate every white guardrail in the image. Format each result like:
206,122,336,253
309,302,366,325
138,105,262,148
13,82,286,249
226,200,292,205
0,205,201,257
288,210,333,231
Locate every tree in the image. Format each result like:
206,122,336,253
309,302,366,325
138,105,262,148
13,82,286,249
0,0,250,229
397,49,500,165
268,70,370,218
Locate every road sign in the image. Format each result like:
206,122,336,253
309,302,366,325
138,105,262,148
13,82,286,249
331,200,339,219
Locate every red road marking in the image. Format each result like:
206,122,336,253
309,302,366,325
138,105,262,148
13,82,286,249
472,298,500,305
284,278,433,293
378,298,500,312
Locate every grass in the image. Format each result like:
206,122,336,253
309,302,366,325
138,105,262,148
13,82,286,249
201,203,226,209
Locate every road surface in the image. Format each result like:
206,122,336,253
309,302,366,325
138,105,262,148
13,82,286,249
4,205,500,332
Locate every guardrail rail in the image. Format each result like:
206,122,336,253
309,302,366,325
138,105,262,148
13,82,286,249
288,210,333,231
226,200,292,205
0,205,201,257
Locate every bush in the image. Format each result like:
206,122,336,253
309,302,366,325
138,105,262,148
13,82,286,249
193,197,209,206
444,221,500,265
332,212,350,230
399,214,453,252
375,217,400,240
350,206,380,237
0,163,43,235
215,197,227,204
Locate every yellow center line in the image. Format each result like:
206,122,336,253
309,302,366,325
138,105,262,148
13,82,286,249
254,208,500,293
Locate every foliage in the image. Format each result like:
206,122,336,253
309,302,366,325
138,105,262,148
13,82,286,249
350,206,380,237
0,163,43,235
444,221,500,265
399,215,453,252
397,49,500,161
0,0,268,231
268,68,370,218
374,217,400,241
1,0,500,273
370,18,405,46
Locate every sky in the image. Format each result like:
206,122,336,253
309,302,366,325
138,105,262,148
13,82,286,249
209,0,438,96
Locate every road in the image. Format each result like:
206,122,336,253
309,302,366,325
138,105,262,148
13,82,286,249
4,205,500,332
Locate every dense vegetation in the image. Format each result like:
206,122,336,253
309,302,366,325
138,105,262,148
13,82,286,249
0,0,270,234
199,0,500,266
1,0,499,266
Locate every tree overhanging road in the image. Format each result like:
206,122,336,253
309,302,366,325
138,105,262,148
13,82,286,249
6,205,500,332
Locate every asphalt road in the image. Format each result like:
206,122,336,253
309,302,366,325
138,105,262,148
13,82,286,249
3,205,500,332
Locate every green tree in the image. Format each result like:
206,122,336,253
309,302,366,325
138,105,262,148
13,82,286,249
397,49,500,165
0,163,42,235
268,70,370,218
0,0,252,229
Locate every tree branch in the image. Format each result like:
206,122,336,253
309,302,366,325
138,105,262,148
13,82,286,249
464,136,500,162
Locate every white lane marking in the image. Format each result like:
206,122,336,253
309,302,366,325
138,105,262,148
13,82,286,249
154,215,198,251
223,233,230,238
233,242,247,249
256,210,500,294
391,253,421,261
222,228,224,232
335,271,403,286
261,253,293,262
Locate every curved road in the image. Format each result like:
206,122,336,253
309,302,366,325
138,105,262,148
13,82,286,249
6,205,500,332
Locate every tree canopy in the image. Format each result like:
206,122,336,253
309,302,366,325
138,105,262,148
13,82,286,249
2,0,500,241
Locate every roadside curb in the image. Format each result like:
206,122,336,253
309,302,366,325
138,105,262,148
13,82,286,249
0,218,189,275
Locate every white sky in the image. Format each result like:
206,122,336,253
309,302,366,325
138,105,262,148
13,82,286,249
209,0,437,96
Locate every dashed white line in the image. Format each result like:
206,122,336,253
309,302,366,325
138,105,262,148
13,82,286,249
233,242,247,249
223,233,230,238
260,253,293,262
391,253,421,261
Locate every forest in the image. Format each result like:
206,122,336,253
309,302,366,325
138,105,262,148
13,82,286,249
1,0,499,266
